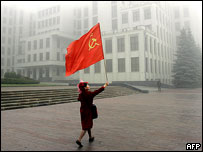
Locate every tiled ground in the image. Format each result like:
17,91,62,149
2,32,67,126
1,88,202,151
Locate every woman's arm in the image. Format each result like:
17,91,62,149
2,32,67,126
91,82,109,98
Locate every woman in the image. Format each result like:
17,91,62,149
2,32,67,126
76,81,109,147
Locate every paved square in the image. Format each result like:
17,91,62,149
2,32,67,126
1,88,202,151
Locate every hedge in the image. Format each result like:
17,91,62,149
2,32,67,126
1,78,40,84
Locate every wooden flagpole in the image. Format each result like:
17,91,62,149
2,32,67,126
99,23,108,82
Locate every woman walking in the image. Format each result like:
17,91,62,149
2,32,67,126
76,81,109,147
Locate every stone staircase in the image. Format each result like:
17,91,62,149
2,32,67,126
1,86,138,111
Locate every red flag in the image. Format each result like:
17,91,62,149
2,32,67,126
65,23,104,76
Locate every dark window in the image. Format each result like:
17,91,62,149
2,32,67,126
118,58,125,72
57,52,60,61
46,52,50,60
130,35,139,51
94,62,101,73
84,7,88,17
28,41,31,51
122,13,128,24
46,38,50,48
34,40,37,50
133,10,140,22
131,57,139,72
145,58,148,72
84,67,90,73
112,19,118,30
145,36,148,51
106,59,113,73
40,53,43,61
144,7,151,20
112,5,117,18
117,37,125,52
40,39,43,49
105,39,112,54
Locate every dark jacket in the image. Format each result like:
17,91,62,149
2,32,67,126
78,86,104,130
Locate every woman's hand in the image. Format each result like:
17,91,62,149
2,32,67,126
103,82,109,88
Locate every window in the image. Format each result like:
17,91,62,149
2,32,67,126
77,8,81,18
112,5,117,18
45,68,49,77
130,35,139,51
175,22,180,31
7,58,11,66
40,39,43,49
57,52,60,61
28,54,31,62
57,39,60,48
57,16,60,24
77,20,81,29
92,1,98,15
106,59,113,73
184,21,190,29
122,12,128,24
154,60,157,74
34,40,37,50
145,58,148,72
118,58,125,72
133,10,140,22
154,39,156,54
8,48,11,55
2,37,6,43
57,5,60,12
3,17,6,24
183,7,189,17
105,39,112,53
1,58,4,66
46,38,50,48
84,7,88,17
53,17,56,25
40,53,43,61
46,52,50,60
84,19,88,28
38,21,41,28
3,27,6,34
144,7,151,20
145,35,148,51
117,37,125,52
53,7,56,13
8,38,12,44
94,62,101,73
33,54,37,61
28,41,31,51
150,59,153,73
112,19,118,30
2,47,5,55
150,37,152,53
49,18,52,26
93,16,98,25
84,67,90,73
131,57,139,72
8,28,12,34
174,7,179,18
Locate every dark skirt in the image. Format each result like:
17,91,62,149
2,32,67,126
80,107,93,130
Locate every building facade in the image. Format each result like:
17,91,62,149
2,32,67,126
1,2,201,85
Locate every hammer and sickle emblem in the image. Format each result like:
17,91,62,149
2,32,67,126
89,33,99,51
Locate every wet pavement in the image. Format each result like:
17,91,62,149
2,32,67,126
1,88,202,151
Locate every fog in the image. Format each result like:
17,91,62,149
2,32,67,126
1,1,202,86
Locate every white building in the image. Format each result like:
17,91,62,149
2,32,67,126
1,1,201,85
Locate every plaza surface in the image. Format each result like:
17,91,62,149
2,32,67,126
1,88,202,151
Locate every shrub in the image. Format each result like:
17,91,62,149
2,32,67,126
1,78,40,84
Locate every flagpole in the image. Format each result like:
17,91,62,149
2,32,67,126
103,58,108,82
99,23,108,83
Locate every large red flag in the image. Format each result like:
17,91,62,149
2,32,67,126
65,23,104,76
